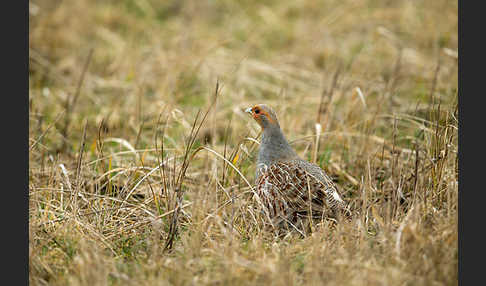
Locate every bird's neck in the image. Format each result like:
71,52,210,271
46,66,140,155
257,126,298,168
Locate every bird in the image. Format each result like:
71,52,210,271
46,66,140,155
245,104,350,234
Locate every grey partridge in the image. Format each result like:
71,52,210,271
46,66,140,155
245,104,349,233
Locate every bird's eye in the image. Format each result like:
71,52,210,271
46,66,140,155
254,108,260,114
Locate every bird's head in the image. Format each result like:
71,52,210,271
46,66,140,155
245,104,280,130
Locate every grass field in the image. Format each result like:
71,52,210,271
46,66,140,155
29,0,458,285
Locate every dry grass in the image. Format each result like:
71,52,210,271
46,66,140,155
29,0,457,285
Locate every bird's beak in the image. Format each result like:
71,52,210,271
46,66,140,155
245,107,252,114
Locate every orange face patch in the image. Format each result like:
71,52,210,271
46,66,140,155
252,105,274,126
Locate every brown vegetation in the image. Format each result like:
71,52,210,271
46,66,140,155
29,0,457,285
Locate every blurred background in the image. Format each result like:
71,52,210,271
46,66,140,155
29,0,457,142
